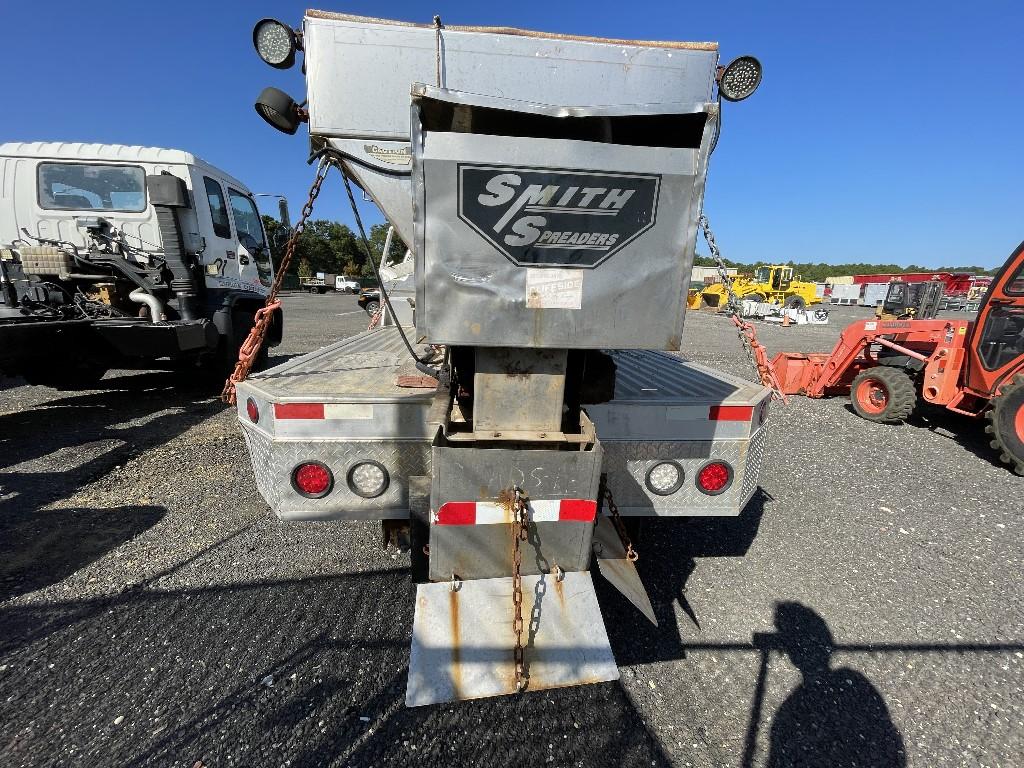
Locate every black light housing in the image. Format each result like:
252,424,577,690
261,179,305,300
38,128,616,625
253,18,298,69
718,56,763,102
255,87,302,135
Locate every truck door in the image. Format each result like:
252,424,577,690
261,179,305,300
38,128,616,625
226,187,273,290
196,174,238,283
966,242,1024,395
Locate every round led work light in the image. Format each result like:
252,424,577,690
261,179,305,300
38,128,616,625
718,56,763,102
255,87,302,135
253,18,297,69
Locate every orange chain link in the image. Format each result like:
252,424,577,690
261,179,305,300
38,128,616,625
221,158,333,405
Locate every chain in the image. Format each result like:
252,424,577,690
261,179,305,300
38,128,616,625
600,481,638,562
221,157,334,404
698,214,788,403
511,487,529,692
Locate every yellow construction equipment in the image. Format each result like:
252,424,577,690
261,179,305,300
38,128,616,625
700,265,821,309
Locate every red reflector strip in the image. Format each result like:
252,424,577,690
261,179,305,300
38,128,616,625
274,403,324,420
708,405,753,421
435,501,477,525
559,499,597,522
435,499,596,525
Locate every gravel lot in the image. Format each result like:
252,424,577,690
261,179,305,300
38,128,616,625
1,294,1020,768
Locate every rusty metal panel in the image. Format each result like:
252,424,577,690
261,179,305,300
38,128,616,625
406,571,618,706
428,440,602,581
473,347,567,433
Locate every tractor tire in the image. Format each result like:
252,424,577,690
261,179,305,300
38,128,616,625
787,295,807,309
985,373,1024,475
850,367,917,423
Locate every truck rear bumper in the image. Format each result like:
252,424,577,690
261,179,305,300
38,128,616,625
236,328,770,520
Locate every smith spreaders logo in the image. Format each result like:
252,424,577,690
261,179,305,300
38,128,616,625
457,164,660,268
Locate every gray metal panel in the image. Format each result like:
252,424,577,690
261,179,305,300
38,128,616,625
429,441,603,581
406,571,618,706
304,12,717,141
473,347,567,433
414,117,715,349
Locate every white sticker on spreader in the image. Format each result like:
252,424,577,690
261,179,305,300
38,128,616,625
323,403,374,420
526,268,584,309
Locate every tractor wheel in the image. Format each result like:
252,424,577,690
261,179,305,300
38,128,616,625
787,295,807,309
985,373,1024,475
850,367,917,423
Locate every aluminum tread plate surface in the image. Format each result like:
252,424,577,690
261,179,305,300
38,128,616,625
241,424,429,519
242,327,435,403
607,350,767,404
406,571,618,706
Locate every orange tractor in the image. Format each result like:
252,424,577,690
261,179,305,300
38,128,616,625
772,242,1024,474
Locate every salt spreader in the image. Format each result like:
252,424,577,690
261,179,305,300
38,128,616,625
235,10,770,706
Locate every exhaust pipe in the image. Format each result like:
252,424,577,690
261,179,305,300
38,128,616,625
130,288,166,323
147,173,203,322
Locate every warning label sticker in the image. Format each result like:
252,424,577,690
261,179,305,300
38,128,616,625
526,268,584,309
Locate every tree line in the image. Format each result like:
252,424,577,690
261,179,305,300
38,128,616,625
261,214,995,284
693,255,996,283
262,215,406,280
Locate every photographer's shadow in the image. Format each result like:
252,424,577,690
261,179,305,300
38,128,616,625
763,602,906,768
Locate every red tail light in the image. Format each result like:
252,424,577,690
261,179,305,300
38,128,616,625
292,462,333,498
696,461,733,495
246,397,260,423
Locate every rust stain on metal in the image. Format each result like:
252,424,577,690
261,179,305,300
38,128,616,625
449,589,462,698
554,576,565,608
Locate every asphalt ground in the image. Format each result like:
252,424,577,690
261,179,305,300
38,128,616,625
0,294,1020,768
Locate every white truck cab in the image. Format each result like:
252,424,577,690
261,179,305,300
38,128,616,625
0,142,283,385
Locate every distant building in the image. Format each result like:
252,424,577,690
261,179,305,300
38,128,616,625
691,265,737,285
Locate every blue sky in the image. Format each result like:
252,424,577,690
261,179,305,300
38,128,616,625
2,1,1020,268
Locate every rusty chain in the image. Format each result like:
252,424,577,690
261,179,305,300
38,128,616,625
698,214,789,403
221,156,334,405
511,486,529,692
600,481,638,562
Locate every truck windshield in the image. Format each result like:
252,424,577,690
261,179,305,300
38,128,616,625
754,267,770,283
38,163,146,212
228,188,272,285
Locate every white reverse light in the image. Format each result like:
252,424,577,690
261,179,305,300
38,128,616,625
645,461,684,496
347,461,390,498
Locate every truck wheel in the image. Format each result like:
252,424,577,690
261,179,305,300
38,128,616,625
986,374,1024,475
364,300,380,316
850,367,917,423
787,296,807,309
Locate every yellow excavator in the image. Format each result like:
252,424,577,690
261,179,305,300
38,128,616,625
700,265,821,309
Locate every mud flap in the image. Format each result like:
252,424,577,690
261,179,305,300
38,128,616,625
592,517,658,626
406,571,618,707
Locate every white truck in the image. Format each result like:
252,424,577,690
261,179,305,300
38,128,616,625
299,273,361,294
0,142,282,386
238,11,768,706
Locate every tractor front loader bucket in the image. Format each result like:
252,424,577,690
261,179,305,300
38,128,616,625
770,352,831,395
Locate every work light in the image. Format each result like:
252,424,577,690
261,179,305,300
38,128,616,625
255,87,302,135
253,18,298,69
718,56,763,102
